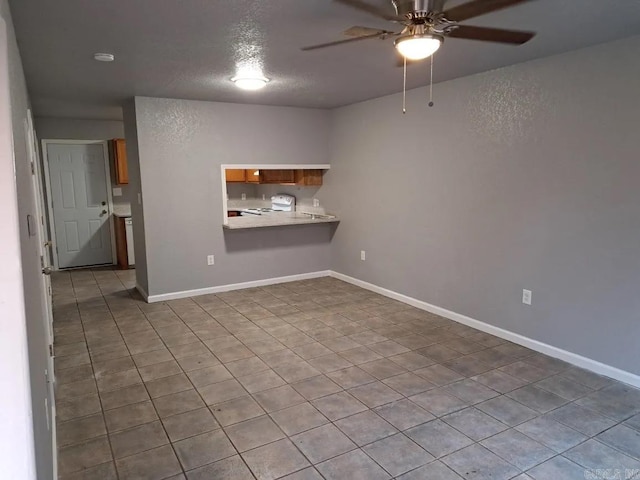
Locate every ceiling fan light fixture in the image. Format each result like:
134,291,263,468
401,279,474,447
231,76,270,91
395,34,443,60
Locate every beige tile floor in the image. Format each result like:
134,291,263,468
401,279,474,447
52,268,640,480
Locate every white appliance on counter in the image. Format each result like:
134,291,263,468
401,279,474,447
124,217,135,266
271,194,296,212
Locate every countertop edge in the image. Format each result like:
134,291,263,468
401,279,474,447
223,217,340,230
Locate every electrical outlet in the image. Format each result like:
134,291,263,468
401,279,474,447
207,255,215,266
361,250,366,261
241,193,246,200
522,289,532,305
313,198,320,207
137,193,142,205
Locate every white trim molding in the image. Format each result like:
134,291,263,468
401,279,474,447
330,271,640,389
145,271,332,303
135,283,149,302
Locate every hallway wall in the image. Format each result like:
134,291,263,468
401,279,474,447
0,0,53,478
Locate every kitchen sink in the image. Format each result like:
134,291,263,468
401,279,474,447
240,208,274,215
298,212,335,220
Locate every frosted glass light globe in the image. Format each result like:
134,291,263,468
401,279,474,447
395,35,442,60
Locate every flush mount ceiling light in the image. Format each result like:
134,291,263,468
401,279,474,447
394,33,443,60
93,53,115,62
231,75,270,91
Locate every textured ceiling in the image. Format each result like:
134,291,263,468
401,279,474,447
9,0,640,120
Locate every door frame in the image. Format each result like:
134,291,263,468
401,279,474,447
41,139,117,270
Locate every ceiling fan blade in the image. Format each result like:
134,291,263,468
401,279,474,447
334,0,403,22
448,25,535,44
344,25,392,37
443,0,532,22
301,32,387,51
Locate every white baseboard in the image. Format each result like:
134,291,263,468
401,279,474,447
138,268,639,387
146,270,332,303
135,283,149,302
330,271,640,389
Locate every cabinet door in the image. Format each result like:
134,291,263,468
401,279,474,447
295,169,323,186
225,169,246,182
113,139,129,185
245,169,260,184
114,217,128,269
261,169,296,184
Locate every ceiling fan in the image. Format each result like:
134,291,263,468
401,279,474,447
302,0,536,62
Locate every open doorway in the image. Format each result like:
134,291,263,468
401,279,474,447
42,140,116,269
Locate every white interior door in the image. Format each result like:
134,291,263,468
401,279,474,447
25,111,57,478
45,142,113,269
27,113,53,332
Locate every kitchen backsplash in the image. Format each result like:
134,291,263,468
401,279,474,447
112,204,132,217
226,183,325,212
227,197,328,215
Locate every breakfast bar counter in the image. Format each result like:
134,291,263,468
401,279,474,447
223,211,339,230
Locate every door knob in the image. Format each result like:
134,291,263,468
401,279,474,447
101,201,106,206
44,240,52,247
101,210,107,215
42,267,52,275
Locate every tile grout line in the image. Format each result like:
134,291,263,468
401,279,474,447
154,296,259,478
58,274,536,478
56,269,121,479
89,268,125,480
52,268,640,480
79,268,179,479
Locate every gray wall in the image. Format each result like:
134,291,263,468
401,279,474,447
123,99,149,293
323,35,640,375
129,97,333,296
0,1,52,478
0,15,35,480
34,116,124,139
34,116,132,207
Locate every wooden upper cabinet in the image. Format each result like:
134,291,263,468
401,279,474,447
260,169,296,184
113,139,129,185
224,168,324,185
295,169,323,186
225,169,246,182
245,169,260,184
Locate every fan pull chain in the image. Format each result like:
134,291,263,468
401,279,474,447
429,53,434,107
402,56,407,114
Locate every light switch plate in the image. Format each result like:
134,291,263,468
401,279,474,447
112,187,122,197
